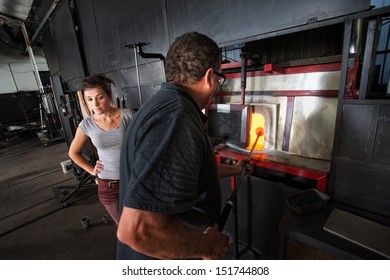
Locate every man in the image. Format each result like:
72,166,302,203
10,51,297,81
117,32,251,260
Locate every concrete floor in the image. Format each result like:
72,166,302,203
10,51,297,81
0,132,334,260
0,133,117,260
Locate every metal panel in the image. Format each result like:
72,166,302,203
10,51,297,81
328,19,353,191
334,159,390,217
167,0,371,45
339,104,374,161
75,0,104,75
119,61,165,87
91,0,169,73
66,77,84,92
289,97,338,160
118,61,164,108
207,104,250,148
372,105,390,165
223,71,341,92
122,85,160,109
40,28,61,77
48,0,85,89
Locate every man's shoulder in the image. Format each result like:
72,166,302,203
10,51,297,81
121,108,135,119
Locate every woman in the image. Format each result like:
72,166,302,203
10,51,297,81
69,74,135,225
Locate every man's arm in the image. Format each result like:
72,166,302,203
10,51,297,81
117,207,229,259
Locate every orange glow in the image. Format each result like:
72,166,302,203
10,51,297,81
247,113,265,150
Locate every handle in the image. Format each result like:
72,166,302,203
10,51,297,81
217,200,234,231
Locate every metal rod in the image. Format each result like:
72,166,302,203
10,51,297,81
20,21,44,94
217,128,263,232
39,103,44,130
132,45,143,106
137,42,166,81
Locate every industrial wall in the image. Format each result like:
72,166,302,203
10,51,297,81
36,0,371,106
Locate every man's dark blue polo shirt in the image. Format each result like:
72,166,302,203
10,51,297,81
117,82,221,260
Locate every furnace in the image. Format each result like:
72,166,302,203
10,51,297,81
208,60,340,192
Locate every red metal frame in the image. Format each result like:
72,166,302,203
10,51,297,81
216,151,328,193
221,61,342,75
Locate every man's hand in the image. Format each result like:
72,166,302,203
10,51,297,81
202,224,229,260
236,159,254,176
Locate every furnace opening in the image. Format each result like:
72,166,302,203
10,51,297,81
247,113,265,150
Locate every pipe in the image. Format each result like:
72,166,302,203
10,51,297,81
137,42,166,81
136,42,165,62
20,21,44,94
8,63,19,92
39,103,44,130
125,43,143,106
240,50,247,105
125,42,167,105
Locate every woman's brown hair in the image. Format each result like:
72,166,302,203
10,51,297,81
82,74,115,98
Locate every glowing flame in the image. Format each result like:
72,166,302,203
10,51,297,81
247,113,265,150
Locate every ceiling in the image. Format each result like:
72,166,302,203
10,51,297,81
0,0,34,52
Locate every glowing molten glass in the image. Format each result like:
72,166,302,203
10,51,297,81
247,113,265,150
